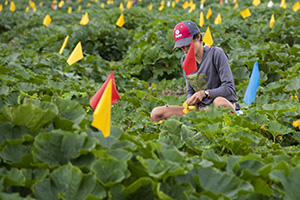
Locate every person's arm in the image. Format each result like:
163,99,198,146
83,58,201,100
186,79,195,98
208,48,236,99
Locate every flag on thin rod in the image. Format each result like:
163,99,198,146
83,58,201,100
243,61,260,106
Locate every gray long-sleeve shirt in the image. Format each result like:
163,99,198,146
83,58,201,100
181,46,238,107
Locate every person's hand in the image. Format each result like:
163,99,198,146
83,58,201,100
186,91,205,106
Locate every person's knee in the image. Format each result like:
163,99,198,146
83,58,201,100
150,107,165,121
213,97,235,112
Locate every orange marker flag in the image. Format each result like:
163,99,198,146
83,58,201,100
269,14,275,28
80,12,89,25
214,13,221,25
206,8,212,20
240,8,251,19
43,14,52,27
116,14,125,27
67,42,83,65
182,41,197,75
59,35,69,54
91,79,112,138
293,1,300,12
90,71,120,110
252,0,260,7
203,26,213,47
10,1,15,12
199,11,204,27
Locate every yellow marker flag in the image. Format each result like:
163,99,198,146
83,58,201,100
25,6,29,12
206,8,212,20
182,1,189,9
159,4,164,11
29,1,36,8
189,0,193,7
240,8,251,19
116,14,125,27
252,0,260,7
68,6,72,13
5,0,8,6
78,5,81,12
280,0,286,9
269,14,275,28
233,0,236,2
172,1,176,7
91,79,112,138
201,0,205,3
199,11,204,27
10,1,15,12
214,13,221,25
67,42,83,65
148,3,153,10
87,2,91,7
234,3,238,9
101,3,104,8
78,0,81,2
0,5,2,11
203,27,213,47
188,3,195,13
53,0,57,4
39,2,43,6
59,35,69,54
80,12,89,25
176,0,179,3
119,2,124,11
58,0,64,7
293,1,300,12
33,7,36,12
127,1,132,9
43,14,52,27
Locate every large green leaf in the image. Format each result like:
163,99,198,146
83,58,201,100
33,164,106,200
1,104,56,132
33,130,94,167
91,156,130,187
122,177,156,200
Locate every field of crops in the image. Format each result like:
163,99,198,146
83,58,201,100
1,0,300,199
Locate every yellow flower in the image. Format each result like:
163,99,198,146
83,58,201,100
260,124,266,130
154,120,163,125
293,120,300,129
295,95,299,100
291,95,294,99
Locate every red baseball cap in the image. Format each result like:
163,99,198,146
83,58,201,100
173,20,200,50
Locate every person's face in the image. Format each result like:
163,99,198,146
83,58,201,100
179,34,202,55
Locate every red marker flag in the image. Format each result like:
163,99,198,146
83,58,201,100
182,41,197,75
90,71,120,110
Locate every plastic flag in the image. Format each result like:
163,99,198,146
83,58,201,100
243,61,260,106
25,6,29,12
29,0,36,8
200,3,203,9
172,1,175,7
234,3,238,9
220,0,223,5
203,26,213,47
119,2,124,11
77,5,81,12
167,0,171,7
10,1,15,12
267,0,273,7
206,8,212,20
39,2,43,7
240,8,251,19
293,1,300,12
269,14,275,28
87,2,91,7
43,14,52,27
116,14,125,27
68,6,72,13
101,3,104,8
188,3,195,13
199,11,204,27
127,0,132,9
201,0,205,3
159,0,164,11
182,1,189,9
233,0,237,2
59,35,69,55
0,5,3,11
91,79,112,138
33,7,36,12
214,13,221,25
80,12,89,25
5,0,8,5
252,0,260,7
67,42,83,65
58,0,64,7
182,41,197,75
280,0,286,9
148,3,152,10
90,71,120,110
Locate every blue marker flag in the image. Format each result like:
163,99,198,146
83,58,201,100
243,61,260,106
